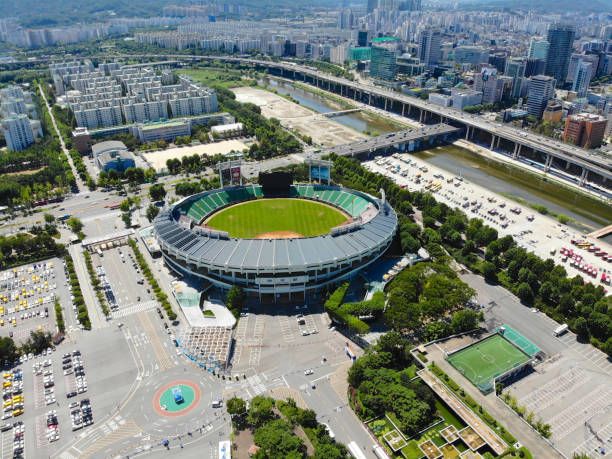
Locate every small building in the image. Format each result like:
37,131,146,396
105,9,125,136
92,140,135,172
72,127,93,154
210,122,244,138
542,100,563,123
563,113,608,149
130,119,191,143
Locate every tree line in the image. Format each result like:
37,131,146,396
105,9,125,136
329,154,612,356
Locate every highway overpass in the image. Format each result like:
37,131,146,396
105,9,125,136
5,54,611,190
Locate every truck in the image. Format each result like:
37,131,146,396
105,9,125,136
553,324,569,337
373,444,390,459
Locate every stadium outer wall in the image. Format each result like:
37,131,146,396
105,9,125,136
153,184,397,301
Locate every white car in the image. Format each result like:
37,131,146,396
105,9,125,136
304,369,314,376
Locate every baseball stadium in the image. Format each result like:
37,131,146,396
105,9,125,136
153,171,397,301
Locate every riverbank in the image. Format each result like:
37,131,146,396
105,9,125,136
365,154,612,290
231,86,367,147
414,143,611,231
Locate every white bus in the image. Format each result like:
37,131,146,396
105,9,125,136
553,324,568,336
347,441,367,459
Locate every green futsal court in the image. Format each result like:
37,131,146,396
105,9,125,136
447,334,531,392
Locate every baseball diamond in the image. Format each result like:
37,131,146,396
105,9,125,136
153,183,397,300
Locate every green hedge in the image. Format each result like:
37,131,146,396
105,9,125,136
64,254,91,329
83,251,109,316
128,238,176,320
54,298,65,333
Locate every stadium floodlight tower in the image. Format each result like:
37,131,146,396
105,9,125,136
215,158,243,187
305,156,333,185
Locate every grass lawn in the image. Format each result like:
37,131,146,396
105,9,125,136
435,400,465,430
401,440,424,459
177,69,254,89
205,198,347,238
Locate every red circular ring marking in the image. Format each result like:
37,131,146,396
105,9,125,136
152,380,202,418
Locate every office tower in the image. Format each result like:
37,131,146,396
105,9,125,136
567,53,599,83
418,28,441,69
528,38,549,61
525,58,545,78
488,52,507,73
571,61,594,98
473,69,513,104
337,9,354,30
563,113,608,148
358,30,369,47
505,57,527,99
545,24,575,83
1,113,35,151
454,46,489,67
367,0,378,13
527,75,556,119
370,37,399,80
600,25,612,40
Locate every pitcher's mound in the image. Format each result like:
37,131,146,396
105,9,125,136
255,231,304,239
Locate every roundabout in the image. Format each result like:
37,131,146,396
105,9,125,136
153,380,202,417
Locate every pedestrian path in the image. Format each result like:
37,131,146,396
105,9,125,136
112,300,156,319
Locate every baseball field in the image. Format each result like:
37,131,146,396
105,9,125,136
204,198,348,238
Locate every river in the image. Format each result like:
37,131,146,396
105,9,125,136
259,78,611,232
413,144,611,231
259,78,404,135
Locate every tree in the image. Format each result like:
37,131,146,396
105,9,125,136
574,317,589,340
425,321,450,341
44,213,55,223
314,443,347,459
246,396,275,428
226,286,246,316
226,397,248,427
0,336,18,364
253,419,305,458
66,216,83,233
517,282,534,304
119,199,131,212
149,183,166,202
146,204,160,222
22,331,52,355
450,310,479,334
482,262,498,283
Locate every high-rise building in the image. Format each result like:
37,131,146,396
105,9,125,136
545,24,575,84
563,113,608,148
337,9,354,30
367,0,378,13
571,61,594,98
505,57,527,98
473,70,513,104
567,53,599,83
418,28,441,69
454,46,489,67
488,52,507,73
527,75,556,119
525,58,545,78
528,38,549,61
357,30,369,47
1,113,35,151
370,37,399,80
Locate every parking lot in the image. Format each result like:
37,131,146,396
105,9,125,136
231,300,351,388
90,245,156,320
0,259,68,345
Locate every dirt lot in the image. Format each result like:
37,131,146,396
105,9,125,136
232,87,367,147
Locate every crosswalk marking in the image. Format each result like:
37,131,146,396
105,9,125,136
77,420,141,458
112,300,156,319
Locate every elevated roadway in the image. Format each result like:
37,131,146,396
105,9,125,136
8,54,611,186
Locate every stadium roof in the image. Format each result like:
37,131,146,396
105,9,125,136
154,187,397,271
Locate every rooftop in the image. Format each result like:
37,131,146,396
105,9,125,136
141,120,187,130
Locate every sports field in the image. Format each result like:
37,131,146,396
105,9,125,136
204,198,348,238
447,334,531,390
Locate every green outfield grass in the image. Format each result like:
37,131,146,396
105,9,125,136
447,334,531,389
205,198,347,238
